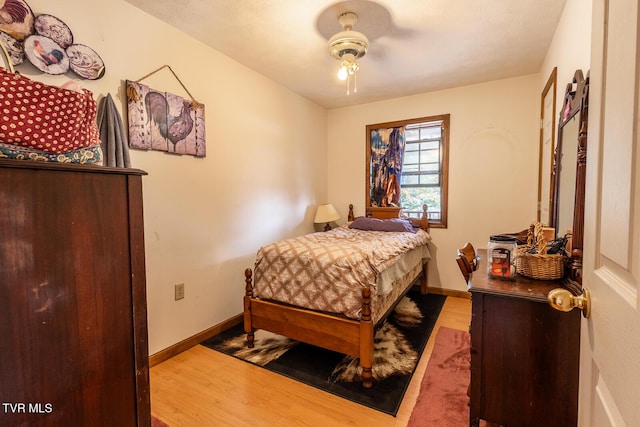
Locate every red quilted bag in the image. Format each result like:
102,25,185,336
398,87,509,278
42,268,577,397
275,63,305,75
0,67,100,153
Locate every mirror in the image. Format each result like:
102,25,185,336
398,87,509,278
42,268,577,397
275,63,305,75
556,114,579,236
551,69,589,283
538,67,557,225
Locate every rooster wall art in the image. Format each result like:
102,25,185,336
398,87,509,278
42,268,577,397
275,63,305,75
126,80,206,157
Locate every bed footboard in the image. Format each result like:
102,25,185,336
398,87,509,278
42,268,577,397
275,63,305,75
243,268,374,388
243,268,256,348
359,286,373,388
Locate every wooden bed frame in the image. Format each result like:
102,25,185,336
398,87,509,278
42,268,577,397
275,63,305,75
243,204,430,387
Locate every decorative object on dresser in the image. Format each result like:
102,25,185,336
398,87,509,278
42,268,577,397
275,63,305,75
0,63,104,164
516,221,566,280
243,204,431,388
486,235,517,280
314,202,340,231
204,290,445,415
468,249,580,427
0,159,151,426
0,66,101,155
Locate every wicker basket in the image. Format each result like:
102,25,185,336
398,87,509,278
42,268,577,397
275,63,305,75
516,222,566,280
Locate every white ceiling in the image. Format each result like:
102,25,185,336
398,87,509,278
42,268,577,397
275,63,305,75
124,0,566,109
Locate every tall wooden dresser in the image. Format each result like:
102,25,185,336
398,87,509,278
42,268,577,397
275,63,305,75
0,160,150,426
468,250,580,427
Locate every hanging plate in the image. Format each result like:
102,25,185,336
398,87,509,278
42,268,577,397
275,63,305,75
0,0,35,41
66,43,105,80
34,14,73,49
0,30,25,66
23,34,69,75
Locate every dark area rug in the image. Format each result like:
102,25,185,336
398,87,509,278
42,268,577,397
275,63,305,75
201,291,446,416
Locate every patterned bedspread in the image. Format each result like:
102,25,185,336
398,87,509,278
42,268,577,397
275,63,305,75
253,224,431,319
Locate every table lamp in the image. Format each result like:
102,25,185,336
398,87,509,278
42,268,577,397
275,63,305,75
314,203,340,231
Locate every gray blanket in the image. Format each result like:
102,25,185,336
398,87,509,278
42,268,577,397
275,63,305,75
97,93,131,168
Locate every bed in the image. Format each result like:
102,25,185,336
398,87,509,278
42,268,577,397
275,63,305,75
243,204,431,387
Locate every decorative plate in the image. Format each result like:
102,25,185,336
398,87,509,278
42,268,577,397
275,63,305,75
0,30,24,66
0,0,35,41
23,34,69,75
34,14,73,49
66,43,105,80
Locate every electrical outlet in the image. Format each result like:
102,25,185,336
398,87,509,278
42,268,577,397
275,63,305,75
174,283,185,301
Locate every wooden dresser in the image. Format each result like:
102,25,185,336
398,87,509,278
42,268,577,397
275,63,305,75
468,249,580,427
0,160,150,426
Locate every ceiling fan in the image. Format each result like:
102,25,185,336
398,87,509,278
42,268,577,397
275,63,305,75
327,12,369,94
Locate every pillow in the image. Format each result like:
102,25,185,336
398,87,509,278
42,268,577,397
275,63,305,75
348,217,417,233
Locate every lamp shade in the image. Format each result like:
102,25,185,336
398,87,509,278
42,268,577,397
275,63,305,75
314,203,340,224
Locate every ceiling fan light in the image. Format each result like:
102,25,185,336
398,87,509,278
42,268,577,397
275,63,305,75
327,34,369,60
338,66,348,80
327,12,367,95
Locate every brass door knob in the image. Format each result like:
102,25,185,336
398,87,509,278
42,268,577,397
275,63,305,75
548,288,591,318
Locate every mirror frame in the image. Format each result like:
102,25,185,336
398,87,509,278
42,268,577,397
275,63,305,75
538,67,557,225
551,69,589,284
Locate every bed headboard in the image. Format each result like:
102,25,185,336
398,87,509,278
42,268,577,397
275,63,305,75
347,204,429,231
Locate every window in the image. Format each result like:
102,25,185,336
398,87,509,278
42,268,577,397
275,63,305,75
400,115,449,227
365,114,449,228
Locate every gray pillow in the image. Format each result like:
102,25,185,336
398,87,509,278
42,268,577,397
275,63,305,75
348,217,416,233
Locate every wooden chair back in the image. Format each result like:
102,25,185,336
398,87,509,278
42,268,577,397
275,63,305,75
456,242,479,282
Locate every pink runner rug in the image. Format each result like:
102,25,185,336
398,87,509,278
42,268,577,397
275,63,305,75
407,327,470,427
152,415,170,427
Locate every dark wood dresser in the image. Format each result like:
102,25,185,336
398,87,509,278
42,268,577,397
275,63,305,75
0,160,150,426
468,250,580,427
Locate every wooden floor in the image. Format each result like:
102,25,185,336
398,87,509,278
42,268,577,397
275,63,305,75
150,296,471,427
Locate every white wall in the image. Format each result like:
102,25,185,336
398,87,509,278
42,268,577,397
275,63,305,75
18,0,593,353
326,0,593,295
537,0,592,249
327,75,540,293
25,0,327,354
540,0,592,114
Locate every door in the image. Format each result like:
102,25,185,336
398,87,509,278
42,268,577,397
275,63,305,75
579,0,640,425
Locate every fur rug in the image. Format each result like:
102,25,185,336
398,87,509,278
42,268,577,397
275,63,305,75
201,291,446,415
219,296,423,383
